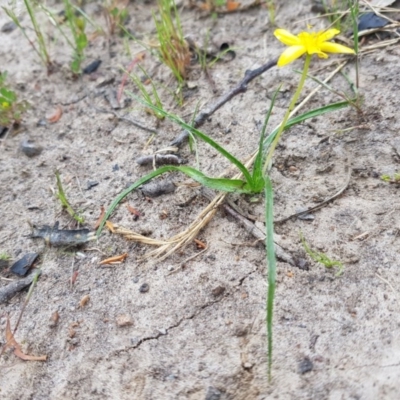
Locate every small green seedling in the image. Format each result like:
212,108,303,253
129,65,165,120
300,233,344,276
265,0,276,25
63,0,88,74
381,173,400,183
0,72,29,127
0,252,10,261
55,171,85,224
104,0,129,35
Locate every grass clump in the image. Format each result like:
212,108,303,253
154,0,190,87
104,0,129,36
129,66,165,120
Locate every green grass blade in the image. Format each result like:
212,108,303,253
97,165,250,236
40,5,75,50
23,0,50,66
126,92,254,187
55,171,84,224
264,176,276,380
178,166,249,192
253,87,281,191
3,7,43,64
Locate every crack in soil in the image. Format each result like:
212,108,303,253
114,268,259,354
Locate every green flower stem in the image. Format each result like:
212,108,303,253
263,54,312,174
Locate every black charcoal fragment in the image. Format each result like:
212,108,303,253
0,270,41,304
83,59,102,74
30,221,96,247
358,13,389,31
10,253,39,276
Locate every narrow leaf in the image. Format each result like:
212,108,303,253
253,87,281,191
97,165,250,236
264,176,276,381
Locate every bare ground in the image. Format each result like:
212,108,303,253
1,1,400,399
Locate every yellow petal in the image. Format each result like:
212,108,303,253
319,42,355,54
318,28,340,42
274,29,301,46
316,52,329,59
277,45,306,67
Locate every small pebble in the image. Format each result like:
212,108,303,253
141,180,175,198
296,258,309,271
211,286,225,297
116,314,133,327
20,139,43,158
37,119,47,127
79,294,90,308
49,311,60,328
298,357,313,374
86,180,99,190
139,283,149,293
1,21,17,33
205,386,222,400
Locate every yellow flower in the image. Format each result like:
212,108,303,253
274,28,355,67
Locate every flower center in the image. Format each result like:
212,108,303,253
298,32,324,55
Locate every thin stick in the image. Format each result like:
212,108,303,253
93,107,161,135
0,271,40,304
275,165,352,224
375,272,397,299
12,270,41,335
170,58,278,147
221,202,295,266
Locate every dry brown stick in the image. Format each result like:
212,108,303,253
222,203,295,266
199,187,295,265
0,270,41,304
275,166,352,224
170,58,278,147
93,106,161,135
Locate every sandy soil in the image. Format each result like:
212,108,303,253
1,0,400,399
